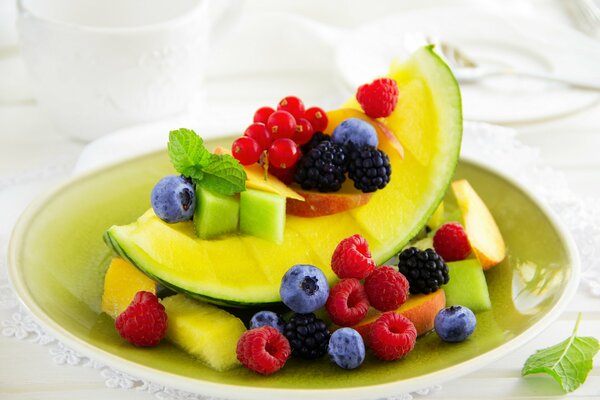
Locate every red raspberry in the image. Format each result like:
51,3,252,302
433,222,472,262
331,234,376,279
325,279,370,326
115,291,167,347
369,312,416,361
356,78,399,118
236,326,291,375
364,266,409,311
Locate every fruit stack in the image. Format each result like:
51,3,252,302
231,79,399,195
232,222,485,375
101,47,511,377
232,96,328,174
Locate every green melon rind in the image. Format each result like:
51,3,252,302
103,231,280,307
372,45,462,264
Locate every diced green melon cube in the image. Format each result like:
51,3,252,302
161,294,246,371
240,189,285,244
445,259,492,312
193,186,239,240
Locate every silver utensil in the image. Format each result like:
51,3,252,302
429,37,600,91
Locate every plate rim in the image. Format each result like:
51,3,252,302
8,151,581,400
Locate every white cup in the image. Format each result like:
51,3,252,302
18,0,236,141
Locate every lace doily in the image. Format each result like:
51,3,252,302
1,121,599,400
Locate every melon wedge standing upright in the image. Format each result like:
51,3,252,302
105,46,463,306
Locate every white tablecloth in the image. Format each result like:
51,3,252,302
1,0,599,399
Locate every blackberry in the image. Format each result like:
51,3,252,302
397,247,449,295
347,145,392,193
294,141,347,192
283,312,330,359
300,132,330,154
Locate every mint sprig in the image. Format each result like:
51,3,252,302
522,313,599,392
167,128,246,196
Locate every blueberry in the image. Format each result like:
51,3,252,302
434,305,476,342
151,175,196,223
280,264,329,313
328,328,365,369
331,118,378,148
250,311,285,333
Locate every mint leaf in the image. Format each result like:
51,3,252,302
166,128,246,196
522,313,599,392
167,128,211,180
197,153,247,196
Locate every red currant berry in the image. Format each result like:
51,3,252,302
277,96,305,119
244,123,272,151
232,137,261,165
294,118,315,145
266,110,296,140
253,106,275,125
304,107,328,132
268,138,300,169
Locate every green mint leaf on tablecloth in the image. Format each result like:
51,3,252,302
167,128,211,180
522,313,599,392
197,153,247,196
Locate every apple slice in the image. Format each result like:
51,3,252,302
214,146,304,201
452,179,506,270
287,182,373,217
338,289,446,339
324,108,404,159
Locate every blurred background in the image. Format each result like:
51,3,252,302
0,0,599,186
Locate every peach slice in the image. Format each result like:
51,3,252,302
452,179,506,270
337,289,446,339
324,108,404,159
214,146,303,201
287,183,373,217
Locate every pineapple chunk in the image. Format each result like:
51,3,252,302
161,294,246,371
101,258,156,318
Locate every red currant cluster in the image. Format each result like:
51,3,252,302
231,96,328,176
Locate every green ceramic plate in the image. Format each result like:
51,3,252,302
9,140,580,400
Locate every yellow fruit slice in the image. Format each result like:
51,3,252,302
161,294,246,371
101,258,156,318
452,179,506,269
106,46,462,306
214,146,303,201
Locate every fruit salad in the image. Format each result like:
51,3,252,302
100,47,507,376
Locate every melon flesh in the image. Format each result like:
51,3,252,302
105,46,463,306
161,294,245,371
101,258,156,319
445,259,492,312
240,189,286,244
194,186,239,240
